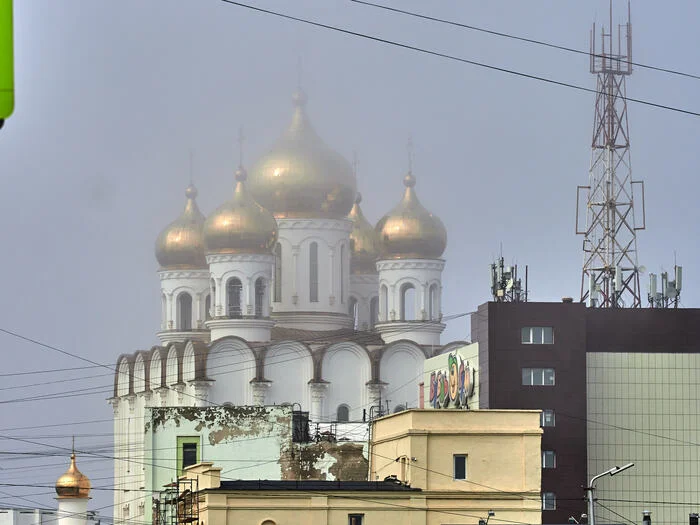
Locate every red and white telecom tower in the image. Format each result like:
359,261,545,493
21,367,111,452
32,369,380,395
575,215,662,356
576,1,645,308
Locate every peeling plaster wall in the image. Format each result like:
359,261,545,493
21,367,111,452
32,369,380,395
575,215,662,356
144,405,293,516
284,441,368,481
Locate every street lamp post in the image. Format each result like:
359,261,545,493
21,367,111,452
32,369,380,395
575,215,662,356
586,463,634,525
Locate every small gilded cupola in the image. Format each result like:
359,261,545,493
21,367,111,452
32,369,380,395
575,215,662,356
155,183,211,345
203,164,278,342
55,453,91,499
203,166,278,255
155,184,207,270
374,171,447,346
375,172,447,260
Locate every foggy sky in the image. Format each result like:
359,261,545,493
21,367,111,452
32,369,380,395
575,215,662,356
1,0,699,516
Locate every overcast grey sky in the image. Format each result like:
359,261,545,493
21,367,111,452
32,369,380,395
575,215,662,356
1,0,699,515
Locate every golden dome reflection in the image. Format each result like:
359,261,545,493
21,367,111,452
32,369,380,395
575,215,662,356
348,192,381,274
248,90,356,219
55,454,91,499
375,172,447,260
155,184,207,269
203,166,278,255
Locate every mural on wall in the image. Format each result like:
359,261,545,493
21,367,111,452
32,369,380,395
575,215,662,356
429,353,475,409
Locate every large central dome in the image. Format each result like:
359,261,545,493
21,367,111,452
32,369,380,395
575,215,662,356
248,90,356,219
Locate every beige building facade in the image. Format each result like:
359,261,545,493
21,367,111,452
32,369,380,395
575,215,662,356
181,409,542,525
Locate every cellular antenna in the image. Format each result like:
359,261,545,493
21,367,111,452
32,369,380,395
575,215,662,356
576,0,645,308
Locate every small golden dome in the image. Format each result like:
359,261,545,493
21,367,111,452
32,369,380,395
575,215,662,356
375,173,447,259
55,454,91,499
248,90,356,219
204,167,278,254
155,184,207,269
348,193,380,274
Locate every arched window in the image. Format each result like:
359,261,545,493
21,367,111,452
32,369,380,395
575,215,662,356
370,296,379,329
340,244,346,304
177,292,192,330
400,283,416,321
255,278,265,318
348,297,358,330
337,404,350,422
429,284,439,320
380,285,388,322
226,278,243,318
309,242,319,303
274,243,282,302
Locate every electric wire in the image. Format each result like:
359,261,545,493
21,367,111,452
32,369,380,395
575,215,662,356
595,501,636,525
0,311,469,407
217,0,700,118
349,0,700,81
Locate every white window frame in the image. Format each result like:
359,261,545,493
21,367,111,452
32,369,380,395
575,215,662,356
453,454,467,480
522,368,555,386
541,409,556,427
542,450,556,468
521,326,554,345
542,492,556,511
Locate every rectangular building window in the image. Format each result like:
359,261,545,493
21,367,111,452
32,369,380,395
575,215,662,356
453,454,467,480
176,436,200,474
521,326,554,344
542,450,556,468
522,368,555,386
542,492,556,510
541,409,556,427
348,514,364,525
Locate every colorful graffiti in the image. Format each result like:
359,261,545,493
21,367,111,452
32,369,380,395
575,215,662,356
429,352,474,409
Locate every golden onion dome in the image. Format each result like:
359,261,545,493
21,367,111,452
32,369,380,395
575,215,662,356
248,90,356,219
375,173,447,259
55,454,91,499
155,184,207,269
348,193,380,274
203,166,278,254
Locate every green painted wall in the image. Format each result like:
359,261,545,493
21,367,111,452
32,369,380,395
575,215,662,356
0,0,13,120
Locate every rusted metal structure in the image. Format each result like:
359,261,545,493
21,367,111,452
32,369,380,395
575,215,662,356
577,1,645,308
153,478,198,525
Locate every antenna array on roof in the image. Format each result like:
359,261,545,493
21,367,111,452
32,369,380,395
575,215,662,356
649,265,682,309
490,256,528,303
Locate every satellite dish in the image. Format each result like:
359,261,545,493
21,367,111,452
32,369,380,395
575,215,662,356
638,265,646,274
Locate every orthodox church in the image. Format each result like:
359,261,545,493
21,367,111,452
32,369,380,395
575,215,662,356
110,90,466,517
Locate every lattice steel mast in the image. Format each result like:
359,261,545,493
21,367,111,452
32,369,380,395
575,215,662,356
576,1,645,308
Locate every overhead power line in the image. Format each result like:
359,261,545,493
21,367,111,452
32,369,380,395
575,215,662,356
218,0,700,118
350,0,700,81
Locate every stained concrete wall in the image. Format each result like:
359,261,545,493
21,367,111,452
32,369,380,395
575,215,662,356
285,441,368,481
144,404,294,520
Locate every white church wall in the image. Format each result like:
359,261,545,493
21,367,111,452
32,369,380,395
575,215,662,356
264,342,313,408
322,342,371,422
206,338,255,405
0,509,100,525
379,342,425,412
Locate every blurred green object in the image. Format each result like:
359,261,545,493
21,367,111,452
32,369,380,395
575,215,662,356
0,0,14,124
